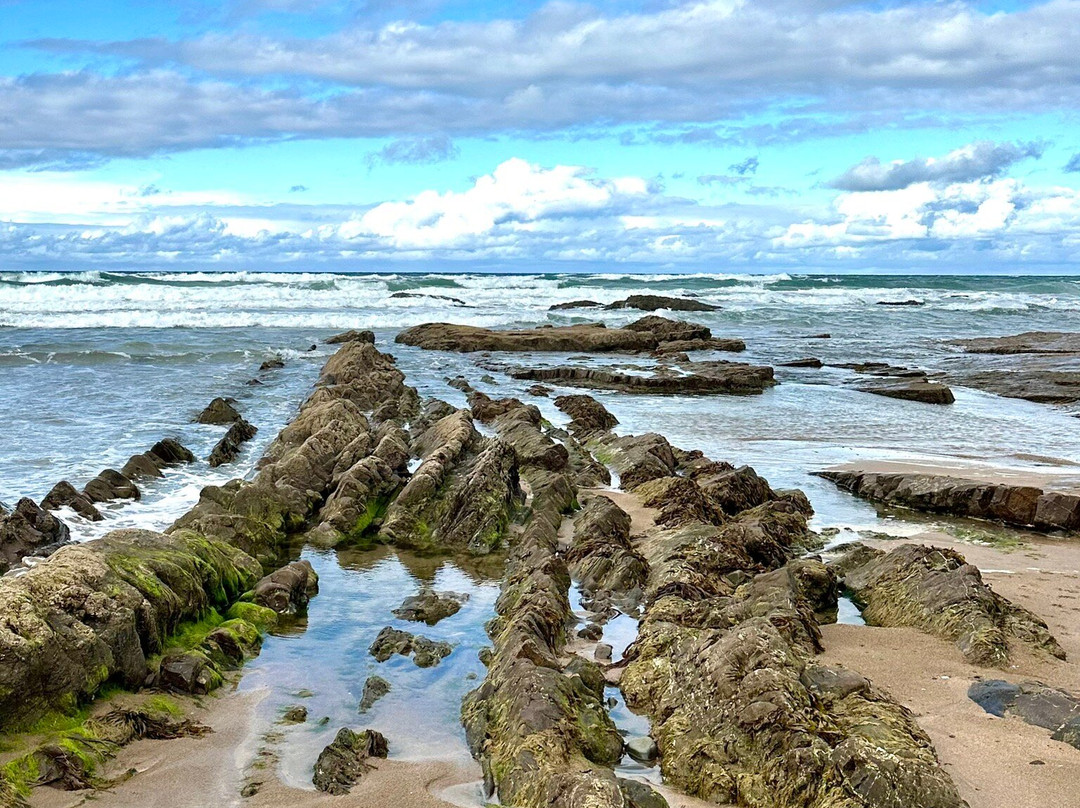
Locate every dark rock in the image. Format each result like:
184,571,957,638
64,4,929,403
806,333,831,339
555,394,619,435
359,675,391,713
83,469,140,503
197,397,242,425
150,438,196,465
859,380,955,405
951,331,1080,355
326,329,375,345
0,498,71,573
781,358,823,368
817,468,1080,532
605,294,719,312
877,299,925,306
369,626,453,667
121,453,164,481
390,291,468,306
207,418,259,467
447,375,474,392
392,589,468,625
158,650,222,695
527,384,552,397
578,623,603,641
511,360,775,396
970,679,1080,749
625,736,658,763
312,728,389,795
691,463,775,516
253,559,319,615
396,322,657,353
42,480,103,521
625,315,711,342
260,357,285,371
549,299,603,310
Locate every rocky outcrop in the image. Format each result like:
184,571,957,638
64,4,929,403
625,315,711,342
150,439,196,465
859,380,956,405
359,675,391,712
83,469,140,503
956,369,1080,405
0,498,70,574
173,341,419,560
830,543,1063,667
390,291,468,306
325,329,375,345
565,495,647,611
549,299,602,310
0,528,261,731
196,397,242,425
510,359,775,395
621,519,965,808
312,728,389,794
207,418,258,467
396,322,657,353
816,468,1080,532
555,394,619,435
379,413,521,555
951,331,1080,355
607,294,719,312
392,589,468,625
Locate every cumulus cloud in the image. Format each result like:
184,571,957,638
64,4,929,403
364,135,459,168
828,141,1045,192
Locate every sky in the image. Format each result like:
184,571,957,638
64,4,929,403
0,0,1078,273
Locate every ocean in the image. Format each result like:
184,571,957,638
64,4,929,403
3,269,1080,785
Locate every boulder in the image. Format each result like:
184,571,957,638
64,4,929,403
859,380,956,405
121,453,164,480
158,650,223,695
42,480,103,521
392,589,468,625
260,357,285,371
326,329,375,345
0,498,71,573
625,736,658,764
83,468,140,503
252,559,319,615
554,394,619,435
149,438,196,465
196,397,242,425
312,728,389,795
369,626,453,667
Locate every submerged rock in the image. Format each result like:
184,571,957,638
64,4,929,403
831,542,1063,667
359,675,391,713
392,589,468,625
282,705,308,724
207,417,258,467
312,728,389,795
369,626,453,667
197,396,242,425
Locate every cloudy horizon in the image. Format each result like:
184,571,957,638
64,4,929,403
2,0,1079,273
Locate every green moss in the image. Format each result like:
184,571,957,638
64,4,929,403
224,602,278,632
144,696,182,717
165,609,225,651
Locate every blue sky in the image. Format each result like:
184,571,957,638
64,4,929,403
1,0,1078,272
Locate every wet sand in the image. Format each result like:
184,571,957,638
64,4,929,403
29,688,481,808
821,528,1080,808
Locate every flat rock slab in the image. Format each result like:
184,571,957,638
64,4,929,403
969,680,1080,749
951,331,1080,355
509,360,775,395
396,323,657,353
858,381,956,405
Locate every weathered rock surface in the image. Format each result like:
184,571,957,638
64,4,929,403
42,480,104,521
325,329,374,345
197,397,242,425
392,589,468,625
951,331,1080,355
0,498,70,574
359,675,391,713
859,380,956,405
83,469,140,503
625,315,711,342
781,357,823,368
120,453,164,481
549,299,603,310
396,322,658,353
312,728,389,795
555,394,619,435
252,559,319,615
149,438,196,465
969,679,1080,749
510,359,776,395
565,495,648,610
607,294,719,312
369,626,453,667
817,468,1080,532
831,542,1063,667
957,369,1080,405
0,528,261,730
207,417,258,467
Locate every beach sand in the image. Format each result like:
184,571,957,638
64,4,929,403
820,528,1080,808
